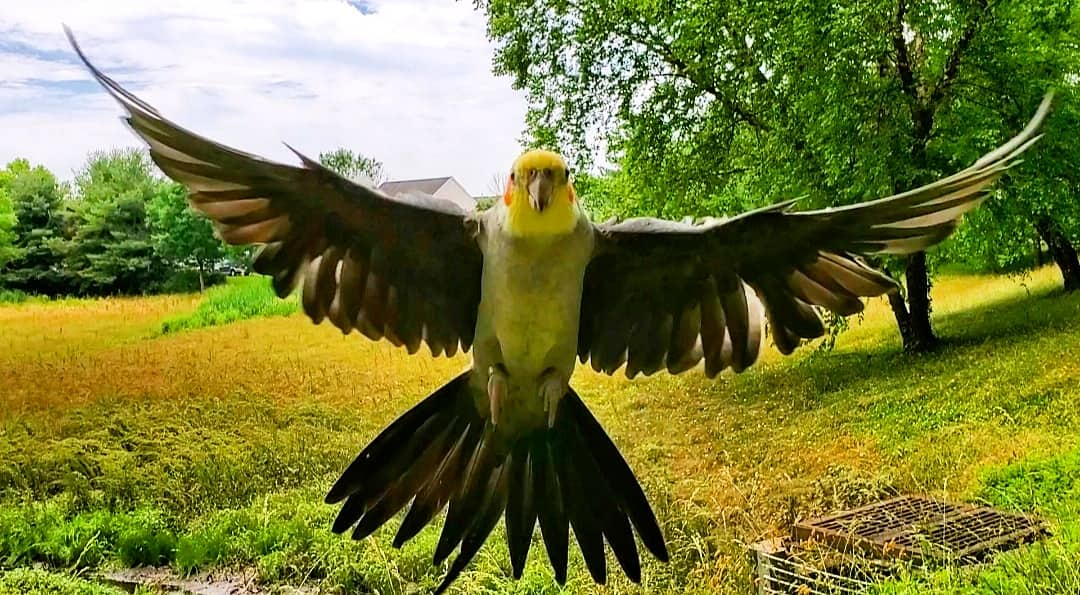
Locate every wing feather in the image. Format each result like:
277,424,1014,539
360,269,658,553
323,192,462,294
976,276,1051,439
67,29,483,355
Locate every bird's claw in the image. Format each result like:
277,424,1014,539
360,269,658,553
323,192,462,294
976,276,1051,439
487,365,508,427
539,370,564,429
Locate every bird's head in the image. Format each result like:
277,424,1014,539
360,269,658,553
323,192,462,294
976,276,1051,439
503,149,580,237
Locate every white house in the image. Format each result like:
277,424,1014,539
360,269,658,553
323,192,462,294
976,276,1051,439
378,177,475,211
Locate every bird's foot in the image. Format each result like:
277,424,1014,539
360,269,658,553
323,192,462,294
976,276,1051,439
487,364,509,427
538,368,565,429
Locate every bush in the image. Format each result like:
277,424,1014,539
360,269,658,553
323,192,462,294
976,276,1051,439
0,289,34,304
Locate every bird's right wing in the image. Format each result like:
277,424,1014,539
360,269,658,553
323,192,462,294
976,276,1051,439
578,92,1054,378
68,28,484,357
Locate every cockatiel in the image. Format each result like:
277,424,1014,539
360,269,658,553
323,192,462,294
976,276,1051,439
67,28,1052,593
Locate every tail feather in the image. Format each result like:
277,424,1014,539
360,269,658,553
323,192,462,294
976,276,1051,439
325,376,463,504
535,439,569,583
433,462,510,594
392,422,479,548
568,390,670,562
349,419,462,541
556,427,608,583
433,429,499,564
566,417,641,582
505,439,539,578
329,412,456,535
326,371,668,592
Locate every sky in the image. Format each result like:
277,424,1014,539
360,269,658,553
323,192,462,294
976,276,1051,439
0,0,528,196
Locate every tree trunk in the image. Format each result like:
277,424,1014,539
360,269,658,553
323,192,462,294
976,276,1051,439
904,251,937,349
887,252,938,352
885,103,939,353
197,262,206,293
887,291,916,349
1033,215,1080,292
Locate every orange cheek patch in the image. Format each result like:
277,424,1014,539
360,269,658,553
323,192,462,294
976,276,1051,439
569,185,577,203
503,179,513,206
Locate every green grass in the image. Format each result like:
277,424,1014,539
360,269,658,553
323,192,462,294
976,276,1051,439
0,568,129,595
159,275,298,334
1,267,1079,593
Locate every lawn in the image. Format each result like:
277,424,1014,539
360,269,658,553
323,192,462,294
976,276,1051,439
1,268,1078,594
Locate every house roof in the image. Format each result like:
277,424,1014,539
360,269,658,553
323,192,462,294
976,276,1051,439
378,177,452,196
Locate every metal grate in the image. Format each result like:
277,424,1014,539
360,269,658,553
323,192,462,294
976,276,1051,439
793,495,1047,562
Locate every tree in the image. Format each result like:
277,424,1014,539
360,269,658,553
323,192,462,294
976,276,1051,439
477,0,1074,351
485,172,509,196
0,166,19,269
318,148,387,186
934,0,1080,291
64,148,164,295
0,159,71,294
147,181,227,292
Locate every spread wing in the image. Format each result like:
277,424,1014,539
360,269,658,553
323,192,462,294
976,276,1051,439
579,92,1053,378
68,28,483,357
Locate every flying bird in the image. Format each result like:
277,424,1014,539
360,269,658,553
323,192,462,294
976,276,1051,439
66,27,1052,593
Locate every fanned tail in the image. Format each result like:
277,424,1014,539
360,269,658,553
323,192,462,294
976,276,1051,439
326,372,668,593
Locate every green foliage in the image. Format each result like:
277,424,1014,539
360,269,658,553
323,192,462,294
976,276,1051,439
0,502,175,569
928,0,1080,279
0,169,16,269
147,181,227,292
0,290,33,304
0,568,125,595
474,196,497,211
573,168,640,221
0,152,241,297
318,147,387,186
62,149,165,296
0,159,71,295
979,446,1080,515
159,276,299,334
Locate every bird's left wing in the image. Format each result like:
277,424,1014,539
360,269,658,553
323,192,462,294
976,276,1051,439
578,92,1053,378
67,29,484,357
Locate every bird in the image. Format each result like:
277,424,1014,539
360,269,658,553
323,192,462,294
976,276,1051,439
65,27,1052,594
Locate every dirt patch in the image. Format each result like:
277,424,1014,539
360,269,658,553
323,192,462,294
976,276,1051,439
98,568,314,595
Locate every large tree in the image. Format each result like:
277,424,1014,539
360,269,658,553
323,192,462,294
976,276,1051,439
0,165,19,269
64,148,164,295
318,148,388,186
0,159,71,295
147,180,227,292
477,0,1074,351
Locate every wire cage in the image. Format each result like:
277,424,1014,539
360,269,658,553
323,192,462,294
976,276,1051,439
750,495,1049,594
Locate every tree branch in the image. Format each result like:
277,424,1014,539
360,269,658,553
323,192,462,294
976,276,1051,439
929,0,990,107
614,18,773,132
892,0,918,101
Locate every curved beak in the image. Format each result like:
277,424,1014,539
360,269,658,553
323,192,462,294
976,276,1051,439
528,169,553,212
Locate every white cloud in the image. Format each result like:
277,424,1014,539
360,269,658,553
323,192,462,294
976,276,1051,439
0,0,528,195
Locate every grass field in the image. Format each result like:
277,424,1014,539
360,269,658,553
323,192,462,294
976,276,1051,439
1,267,1079,594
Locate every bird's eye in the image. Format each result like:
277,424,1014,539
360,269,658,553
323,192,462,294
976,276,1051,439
509,172,515,182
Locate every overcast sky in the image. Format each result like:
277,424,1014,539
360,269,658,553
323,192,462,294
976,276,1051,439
0,0,528,196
